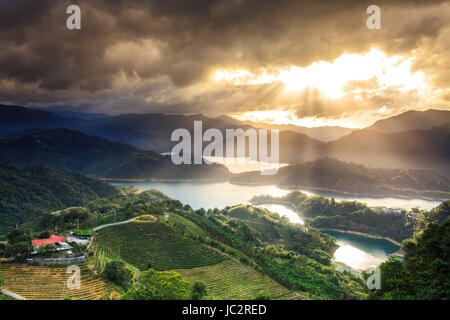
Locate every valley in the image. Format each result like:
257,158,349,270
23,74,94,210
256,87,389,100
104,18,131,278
1,0,449,305
0,105,448,301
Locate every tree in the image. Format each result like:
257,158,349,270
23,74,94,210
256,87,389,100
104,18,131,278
122,269,188,300
196,208,206,216
189,281,207,300
6,228,32,245
122,282,164,300
370,220,450,300
253,290,271,300
103,261,133,287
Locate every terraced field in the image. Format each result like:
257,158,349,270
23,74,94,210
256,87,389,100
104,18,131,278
0,264,107,300
94,221,228,271
177,259,304,300
168,213,208,237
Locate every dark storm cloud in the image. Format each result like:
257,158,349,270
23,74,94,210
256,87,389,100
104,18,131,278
0,0,449,117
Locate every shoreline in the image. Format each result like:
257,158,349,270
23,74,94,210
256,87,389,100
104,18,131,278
99,177,228,182
250,198,404,248
231,181,447,201
100,177,447,201
318,228,403,247
250,199,299,210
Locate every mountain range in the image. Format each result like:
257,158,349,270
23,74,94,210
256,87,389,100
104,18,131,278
0,126,448,200
367,109,450,133
231,157,450,200
0,128,231,181
0,105,449,174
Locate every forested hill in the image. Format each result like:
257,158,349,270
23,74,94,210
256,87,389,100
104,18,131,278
231,157,450,200
0,163,119,238
251,191,418,242
371,201,450,300
0,128,231,181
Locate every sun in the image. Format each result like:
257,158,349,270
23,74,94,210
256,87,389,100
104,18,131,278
213,48,427,99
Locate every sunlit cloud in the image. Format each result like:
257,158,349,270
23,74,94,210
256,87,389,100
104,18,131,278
0,0,448,127
233,110,368,128
211,49,439,127
234,110,294,125
214,49,429,99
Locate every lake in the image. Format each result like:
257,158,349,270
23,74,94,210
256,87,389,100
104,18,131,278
110,180,441,210
109,180,433,272
322,230,401,274
255,203,304,225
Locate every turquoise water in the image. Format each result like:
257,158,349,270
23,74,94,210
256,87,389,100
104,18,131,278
322,230,400,273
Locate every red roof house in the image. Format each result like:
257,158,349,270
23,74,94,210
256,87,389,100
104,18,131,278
32,235,67,246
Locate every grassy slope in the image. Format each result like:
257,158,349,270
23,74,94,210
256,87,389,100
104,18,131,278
94,221,228,271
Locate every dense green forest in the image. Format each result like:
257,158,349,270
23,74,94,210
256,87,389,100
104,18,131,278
251,191,419,242
0,163,119,238
232,157,450,200
369,201,449,299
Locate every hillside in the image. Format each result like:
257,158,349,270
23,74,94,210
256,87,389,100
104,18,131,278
85,112,253,152
94,221,228,271
368,109,450,133
177,260,302,300
250,191,419,242
371,212,450,300
322,124,450,174
3,104,448,174
92,217,304,299
30,106,110,120
88,199,367,299
243,121,355,141
2,103,449,176
0,104,65,134
0,163,119,237
231,158,450,200
0,128,232,181
0,105,324,155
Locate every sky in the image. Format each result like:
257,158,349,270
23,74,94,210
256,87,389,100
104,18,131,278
0,0,449,128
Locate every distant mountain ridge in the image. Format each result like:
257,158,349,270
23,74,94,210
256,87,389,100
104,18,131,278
322,123,450,175
0,104,66,134
1,104,449,174
368,109,450,133
30,106,110,120
242,121,355,141
231,157,450,200
0,128,231,181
